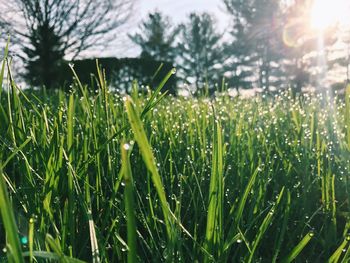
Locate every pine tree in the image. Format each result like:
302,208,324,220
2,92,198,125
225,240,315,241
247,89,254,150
224,0,285,93
22,22,65,88
223,0,256,91
129,11,180,63
178,12,224,92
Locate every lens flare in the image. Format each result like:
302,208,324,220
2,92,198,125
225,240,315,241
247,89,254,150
310,0,349,31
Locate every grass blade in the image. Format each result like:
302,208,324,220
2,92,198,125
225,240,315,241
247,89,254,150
141,68,176,118
22,251,87,262
282,231,314,263
124,96,174,243
247,187,285,263
224,166,259,251
121,141,137,263
204,118,224,262
328,236,349,263
28,218,35,263
0,168,24,263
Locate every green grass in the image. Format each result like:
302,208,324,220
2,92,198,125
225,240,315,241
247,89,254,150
0,59,349,262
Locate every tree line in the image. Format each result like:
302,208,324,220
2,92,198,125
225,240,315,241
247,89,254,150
1,0,349,94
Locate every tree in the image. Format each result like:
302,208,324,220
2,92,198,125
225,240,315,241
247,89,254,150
0,0,133,88
224,0,289,92
129,11,180,63
281,0,338,93
178,12,223,92
223,0,256,91
278,0,314,93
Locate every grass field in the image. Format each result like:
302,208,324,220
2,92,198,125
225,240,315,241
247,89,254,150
0,59,349,262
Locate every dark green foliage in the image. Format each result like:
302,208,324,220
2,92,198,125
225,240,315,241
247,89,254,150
22,21,65,88
60,57,178,94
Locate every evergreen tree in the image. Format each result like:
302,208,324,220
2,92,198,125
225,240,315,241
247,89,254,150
279,1,313,93
178,12,223,92
22,21,65,88
224,0,288,92
129,11,180,63
223,0,256,91
251,0,285,92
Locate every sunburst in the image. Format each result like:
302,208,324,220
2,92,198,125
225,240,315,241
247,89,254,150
310,0,349,31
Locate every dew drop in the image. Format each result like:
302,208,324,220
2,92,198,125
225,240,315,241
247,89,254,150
21,236,28,245
123,143,130,150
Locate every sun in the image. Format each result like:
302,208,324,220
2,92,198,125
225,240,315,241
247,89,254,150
310,0,349,31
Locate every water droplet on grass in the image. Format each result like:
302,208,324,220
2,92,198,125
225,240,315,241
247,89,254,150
21,236,28,245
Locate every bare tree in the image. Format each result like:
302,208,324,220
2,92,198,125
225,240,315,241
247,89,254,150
0,0,134,88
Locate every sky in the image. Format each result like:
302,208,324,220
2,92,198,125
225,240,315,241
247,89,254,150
112,0,230,57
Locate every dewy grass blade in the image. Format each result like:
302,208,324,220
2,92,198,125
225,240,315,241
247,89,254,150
247,187,284,263
88,210,100,263
45,234,67,262
281,231,314,263
224,166,259,251
1,137,31,169
121,141,137,263
328,236,349,263
204,117,224,262
67,93,76,252
124,96,174,242
272,190,291,263
22,251,86,263
0,168,24,263
141,68,176,118
340,244,350,263
28,218,34,263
